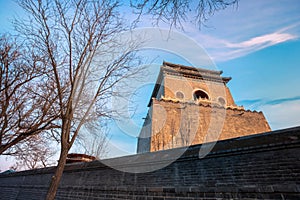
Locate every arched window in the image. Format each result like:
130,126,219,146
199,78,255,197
193,90,209,100
176,91,184,99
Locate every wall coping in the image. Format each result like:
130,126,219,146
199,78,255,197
1,126,299,177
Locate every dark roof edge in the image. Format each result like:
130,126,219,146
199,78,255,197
163,61,223,75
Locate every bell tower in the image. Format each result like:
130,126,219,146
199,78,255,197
137,61,271,153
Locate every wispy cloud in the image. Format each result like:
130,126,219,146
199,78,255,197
261,99,300,130
236,96,300,130
237,95,300,108
186,18,300,61
266,96,300,105
226,32,296,48
191,25,299,62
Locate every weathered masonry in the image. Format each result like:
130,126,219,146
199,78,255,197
137,61,271,153
0,126,299,199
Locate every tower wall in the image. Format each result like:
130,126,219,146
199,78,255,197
149,99,271,152
136,108,153,153
137,61,271,153
163,75,236,106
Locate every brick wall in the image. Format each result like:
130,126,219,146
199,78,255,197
0,126,299,199
149,99,271,152
163,75,236,106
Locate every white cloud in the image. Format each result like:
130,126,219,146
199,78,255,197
183,22,300,61
227,32,296,48
258,100,300,130
187,26,299,62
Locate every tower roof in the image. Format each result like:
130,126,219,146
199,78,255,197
148,61,232,106
162,61,231,82
163,61,223,75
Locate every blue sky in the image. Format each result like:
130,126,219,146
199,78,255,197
202,0,300,130
0,0,300,168
106,0,300,157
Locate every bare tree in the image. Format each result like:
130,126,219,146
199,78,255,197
9,134,57,171
15,0,142,199
0,34,58,155
74,121,110,159
2,0,237,198
131,0,238,29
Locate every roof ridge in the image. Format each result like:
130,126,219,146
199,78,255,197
162,61,223,75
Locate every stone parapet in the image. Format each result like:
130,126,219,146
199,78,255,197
1,126,300,199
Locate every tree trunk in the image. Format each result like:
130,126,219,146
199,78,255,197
45,145,69,200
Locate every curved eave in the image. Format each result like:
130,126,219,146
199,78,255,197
163,61,223,75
